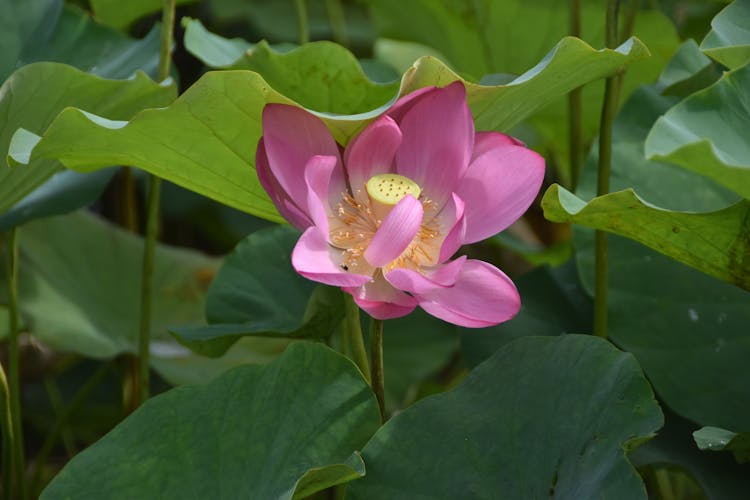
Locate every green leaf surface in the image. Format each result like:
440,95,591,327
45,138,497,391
0,63,175,218
693,426,750,463
15,210,283,385
380,309,459,411
1,3,161,82
347,335,663,499
700,0,750,69
542,186,750,290
171,225,344,357
656,39,721,97
11,36,647,221
460,262,591,368
41,342,381,499
574,84,750,430
645,62,750,200
0,169,116,231
183,17,253,68
90,0,196,30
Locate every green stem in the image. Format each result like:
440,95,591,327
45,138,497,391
30,362,113,493
325,0,349,47
135,0,175,407
0,365,13,500
157,0,176,84
295,0,310,44
344,295,370,383
369,318,385,421
568,0,583,191
5,229,27,500
594,0,621,339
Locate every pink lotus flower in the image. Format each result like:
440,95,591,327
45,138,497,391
256,82,545,327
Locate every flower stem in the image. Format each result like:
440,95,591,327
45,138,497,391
568,0,583,191
594,0,621,339
5,229,27,500
135,0,175,407
369,318,385,421
325,0,348,47
344,295,370,383
295,0,309,44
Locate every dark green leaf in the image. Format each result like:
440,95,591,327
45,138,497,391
171,226,344,357
347,335,663,499
90,0,196,30
41,342,381,499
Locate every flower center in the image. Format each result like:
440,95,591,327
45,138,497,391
329,173,441,276
365,173,421,206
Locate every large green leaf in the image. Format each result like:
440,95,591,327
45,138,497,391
347,335,663,499
0,63,175,216
542,186,750,290
171,226,344,357
10,37,648,221
700,0,750,69
645,62,750,200
90,0,196,30
15,210,284,385
368,0,679,185
41,342,381,499
573,85,750,430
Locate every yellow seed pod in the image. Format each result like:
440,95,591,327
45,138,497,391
365,173,421,206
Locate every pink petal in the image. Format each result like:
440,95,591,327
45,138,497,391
343,115,402,202
395,82,474,209
415,259,520,328
436,193,466,263
304,155,337,234
256,138,312,230
457,144,545,244
385,256,467,295
292,227,371,287
262,104,344,208
471,131,525,161
386,86,435,123
344,277,417,320
364,195,423,268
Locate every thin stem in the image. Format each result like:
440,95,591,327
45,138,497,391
295,0,310,44
135,0,175,407
136,177,161,405
369,318,385,421
30,362,113,493
569,0,583,190
344,295,370,383
326,0,349,47
5,229,27,500
1,365,13,500
157,0,176,84
594,0,621,339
